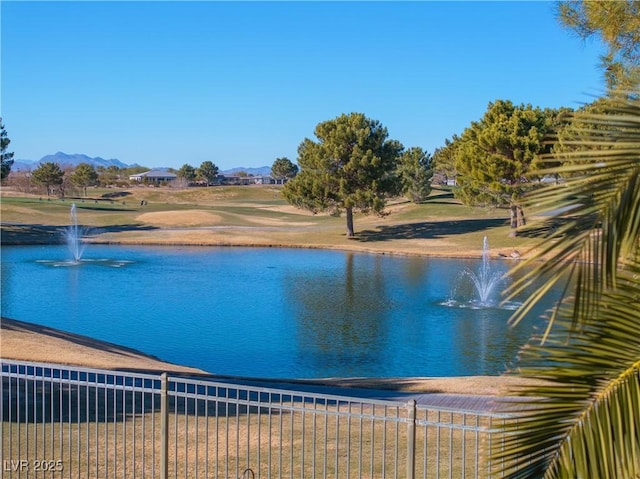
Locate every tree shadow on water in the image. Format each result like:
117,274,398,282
356,218,509,242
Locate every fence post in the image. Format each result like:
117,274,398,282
160,373,169,479
407,399,416,479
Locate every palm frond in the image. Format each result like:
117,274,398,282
492,91,640,478
492,259,640,478
507,93,640,333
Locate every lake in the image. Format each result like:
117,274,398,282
0,245,549,378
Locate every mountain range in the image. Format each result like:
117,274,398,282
11,152,271,176
12,152,131,171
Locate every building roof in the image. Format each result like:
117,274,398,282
129,170,177,179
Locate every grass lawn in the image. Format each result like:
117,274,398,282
1,185,542,258
3,385,503,479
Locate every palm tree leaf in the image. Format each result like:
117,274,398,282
493,259,640,478
506,94,640,332
492,92,640,478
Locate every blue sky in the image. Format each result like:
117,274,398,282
1,1,605,170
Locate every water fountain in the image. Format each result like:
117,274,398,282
464,236,503,306
34,204,130,268
65,203,86,263
443,236,516,309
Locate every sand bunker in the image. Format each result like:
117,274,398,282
137,210,223,226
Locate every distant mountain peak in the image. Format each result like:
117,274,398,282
10,152,271,176
12,152,130,171
39,152,129,169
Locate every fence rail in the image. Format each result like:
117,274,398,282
1,360,512,478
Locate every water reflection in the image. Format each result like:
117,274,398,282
287,254,392,376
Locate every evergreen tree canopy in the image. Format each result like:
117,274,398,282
271,157,299,181
432,136,459,185
196,161,219,185
454,100,552,232
31,162,65,197
177,164,197,182
1,119,14,181
397,147,433,203
282,112,403,237
70,163,98,196
557,0,640,90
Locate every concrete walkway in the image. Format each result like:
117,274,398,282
210,376,509,413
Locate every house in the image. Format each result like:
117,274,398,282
129,170,177,184
218,175,254,186
253,176,275,185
